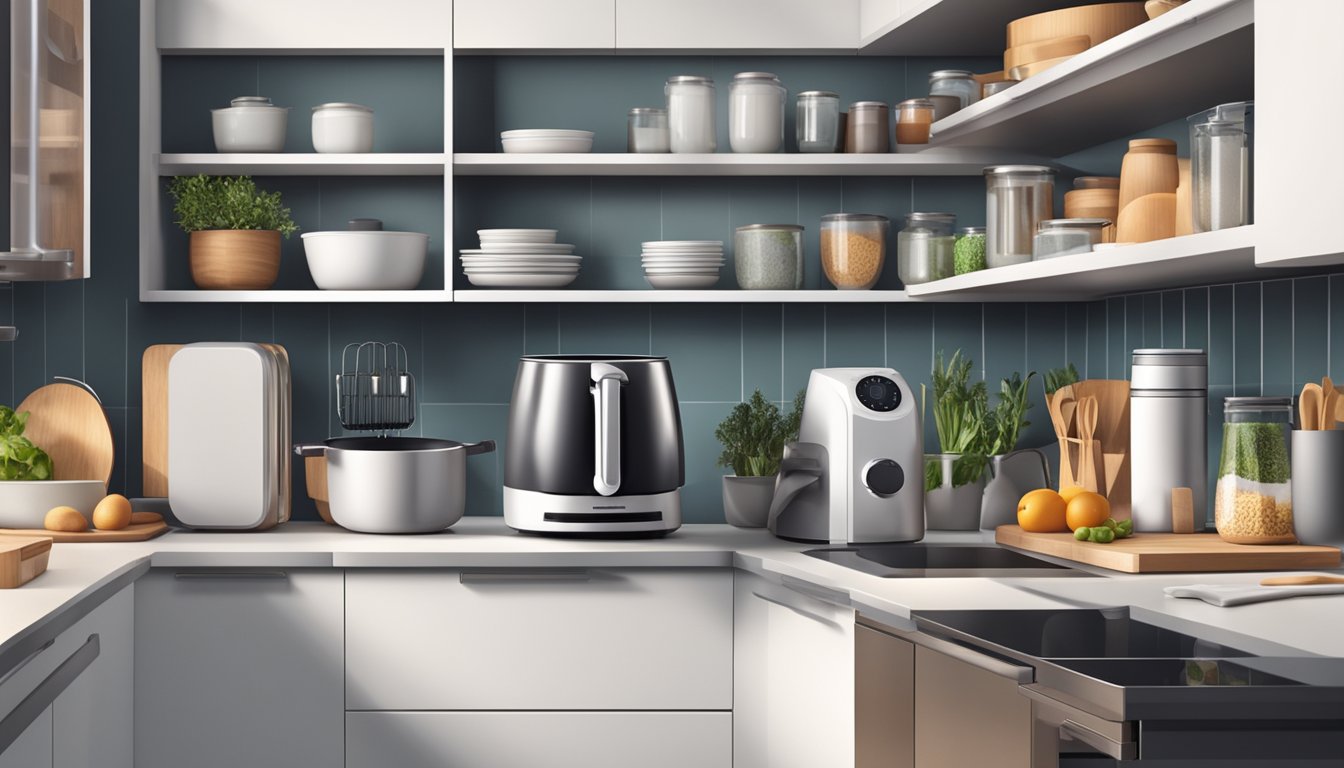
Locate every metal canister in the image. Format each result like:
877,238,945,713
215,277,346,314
1129,349,1207,532
984,165,1055,268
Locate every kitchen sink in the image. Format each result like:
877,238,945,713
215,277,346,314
804,543,1092,578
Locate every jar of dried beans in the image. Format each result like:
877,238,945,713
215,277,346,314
820,213,889,290
1215,397,1295,544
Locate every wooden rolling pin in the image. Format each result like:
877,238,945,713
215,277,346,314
1261,575,1344,586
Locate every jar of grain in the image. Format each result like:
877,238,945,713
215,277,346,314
1215,397,1295,544
895,98,934,146
735,224,804,290
896,212,956,285
820,213,889,290
846,102,890,153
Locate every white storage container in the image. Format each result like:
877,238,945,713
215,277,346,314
729,72,785,153
311,102,374,153
211,96,288,153
666,76,716,153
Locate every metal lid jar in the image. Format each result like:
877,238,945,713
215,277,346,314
312,102,374,153
211,96,289,153
896,212,956,286
895,98,935,146
628,107,670,153
953,226,987,275
1033,218,1110,259
796,91,840,153
820,213,889,290
984,164,1056,268
1216,396,1294,544
729,72,785,154
665,75,716,154
846,101,890,154
734,224,804,290
929,69,979,109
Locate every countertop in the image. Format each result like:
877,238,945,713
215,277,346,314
3,520,1344,672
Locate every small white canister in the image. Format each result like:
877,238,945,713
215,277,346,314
312,102,374,153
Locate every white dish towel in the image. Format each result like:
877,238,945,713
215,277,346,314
1165,583,1344,607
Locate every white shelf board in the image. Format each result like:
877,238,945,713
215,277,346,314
141,289,453,303
158,153,446,176
929,0,1253,155
452,290,912,303
860,0,1094,56
904,226,1257,302
452,151,1073,177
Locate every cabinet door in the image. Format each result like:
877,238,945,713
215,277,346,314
0,707,51,768
734,572,855,768
856,624,914,768
455,0,615,49
914,645,1033,768
156,0,449,51
615,0,857,50
53,586,134,768
133,570,344,768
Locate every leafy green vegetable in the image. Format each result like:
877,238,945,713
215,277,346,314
986,371,1036,457
168,175,299,237
715,390,805,477
0,405,53,481
1043,363,1080,395
924,350,989,490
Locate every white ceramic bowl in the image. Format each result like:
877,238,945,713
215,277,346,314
501,137,594,154
211,97,288,153
501,129,594,140
301,231,429,290
312,102,374,153
0,480,107,529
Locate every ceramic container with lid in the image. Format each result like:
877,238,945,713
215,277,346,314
1216,396,1294,544
928,70,979,109
820,213,889,290
897,212,956,285
895,98,935,146
729,72,785,153
984,165,1056,268
666,75,716,153
1033,218,1110,259
212,96,288,153
796,91,840,153
628,107,670,153
735,224,803,289
846,101,890,153
312,102,374,153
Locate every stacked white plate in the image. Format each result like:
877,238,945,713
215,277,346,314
500,129,594,154
463,229,581,288
642,241,724,289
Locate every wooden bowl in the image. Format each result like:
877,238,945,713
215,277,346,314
189,229,281,290
1004,34,1091,72
1118,138,1178,211
1116,192,1176,243
1007,2,1147,48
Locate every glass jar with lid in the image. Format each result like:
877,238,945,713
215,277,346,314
846,102,890,154
729,72,785,153
665,76,716,153
896,212,956,285
929,70,979,109
796,91,840,153
1033,218,1109,259
985,165,1056,268
953,226,986,275
1215,397,1295,544
820,213,889,290
735,224,804,290
895,98,935,146
628,108,670,153
1189,100,1253,232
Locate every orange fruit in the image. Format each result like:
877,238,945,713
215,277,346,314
1066,491,1111,531
1059,485,1089,504
1017,489,1068,532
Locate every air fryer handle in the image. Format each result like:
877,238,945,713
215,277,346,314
590,364,629,496
766,443,825,531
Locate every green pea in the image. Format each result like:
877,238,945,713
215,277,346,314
1074,527,1091,541
1093,527,1116,544
1103,518,1118,530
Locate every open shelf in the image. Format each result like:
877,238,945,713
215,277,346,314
904,226,1257,302
453,289,911,303
452,151,1075,177
860,0,1094,56
141,289,453,303
929,0,1252,155
158,153,446,176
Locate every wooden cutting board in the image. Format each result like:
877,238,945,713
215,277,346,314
17,382,114,484
996,525,1342,573
1,536,51,588
0,520,168,543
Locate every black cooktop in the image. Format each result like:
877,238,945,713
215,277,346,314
804,543,1084,578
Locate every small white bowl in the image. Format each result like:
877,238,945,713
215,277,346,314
302,231,429,290
312,102,374,153
501,137,594,154
0,480,107,529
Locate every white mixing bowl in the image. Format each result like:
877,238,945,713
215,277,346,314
301,231,429,290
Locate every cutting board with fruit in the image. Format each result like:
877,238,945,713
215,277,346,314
0,498,168,542
0,520,168,543
996,526,1341,573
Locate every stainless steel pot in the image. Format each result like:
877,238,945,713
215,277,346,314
294,437,495,533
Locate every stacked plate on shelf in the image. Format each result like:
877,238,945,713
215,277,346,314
500,129,594,154
641,241,725,289
461,229,581,288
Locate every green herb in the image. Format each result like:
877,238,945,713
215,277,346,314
953,233,986,275
715,389,805,477
168,175,299,237
986,371,1036,457
0,406,53,481
923,350,988,489
1218,422,1291,484
1043,363,1080,395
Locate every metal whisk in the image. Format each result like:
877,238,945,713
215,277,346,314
336,342,417,434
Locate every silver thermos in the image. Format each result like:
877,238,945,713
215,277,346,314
1129,349,1207,532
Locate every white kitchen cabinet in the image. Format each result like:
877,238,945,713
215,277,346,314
345,568,732,710
455,0,615,50
156,0,449,51
53,587,134,768
0,708,51,768
346,711,732,768
133,570,343,768
614,0,857,50
860,0,903,41
734,571,856,768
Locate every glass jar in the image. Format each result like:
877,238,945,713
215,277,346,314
984,165,1056,268
1189,100,1253,232
927,94,960,122
929,69,979,109
1215,397,1295,544
953,226,986,275
735,224,804,290
729,72,785,153
896,212,956,285
846,102,889,154
820,213,889,290
895,98,934,146
627,108,670,153
796,91,840,153
665,76,716,153
1033,218,1109,259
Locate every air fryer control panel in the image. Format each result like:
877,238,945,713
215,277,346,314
855,375,902,412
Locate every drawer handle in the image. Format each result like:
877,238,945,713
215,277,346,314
0,634,99,755
751,591,842,627
779,575,850,607
173,571,289,581
459,570,591,584
1059,720,1135,761
0,639,54,688
907,633,1033,684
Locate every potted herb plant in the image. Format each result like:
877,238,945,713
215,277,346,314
923,349,990,530
715,390,804,528
168,175,299,290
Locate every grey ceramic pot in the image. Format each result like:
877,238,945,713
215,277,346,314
1291,430,1344,547
924,453,986,531
723,475,775,528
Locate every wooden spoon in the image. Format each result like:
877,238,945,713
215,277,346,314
1262,575,1344,587
1077,396,1099,491
1323,377,1337,431
1300,383,1323,431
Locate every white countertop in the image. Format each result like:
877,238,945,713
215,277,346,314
4,519,1344,667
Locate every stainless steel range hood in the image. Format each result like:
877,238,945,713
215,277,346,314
2,0,89,281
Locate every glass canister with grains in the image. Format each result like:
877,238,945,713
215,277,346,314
1215,397,1295,544
821,214,889,290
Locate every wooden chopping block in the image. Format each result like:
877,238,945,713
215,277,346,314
1,536,52,588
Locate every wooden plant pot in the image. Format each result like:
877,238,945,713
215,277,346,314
189,229,281,290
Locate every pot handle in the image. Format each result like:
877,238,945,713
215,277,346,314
463,440,496,456
293,443,326,458
590,363,628,497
